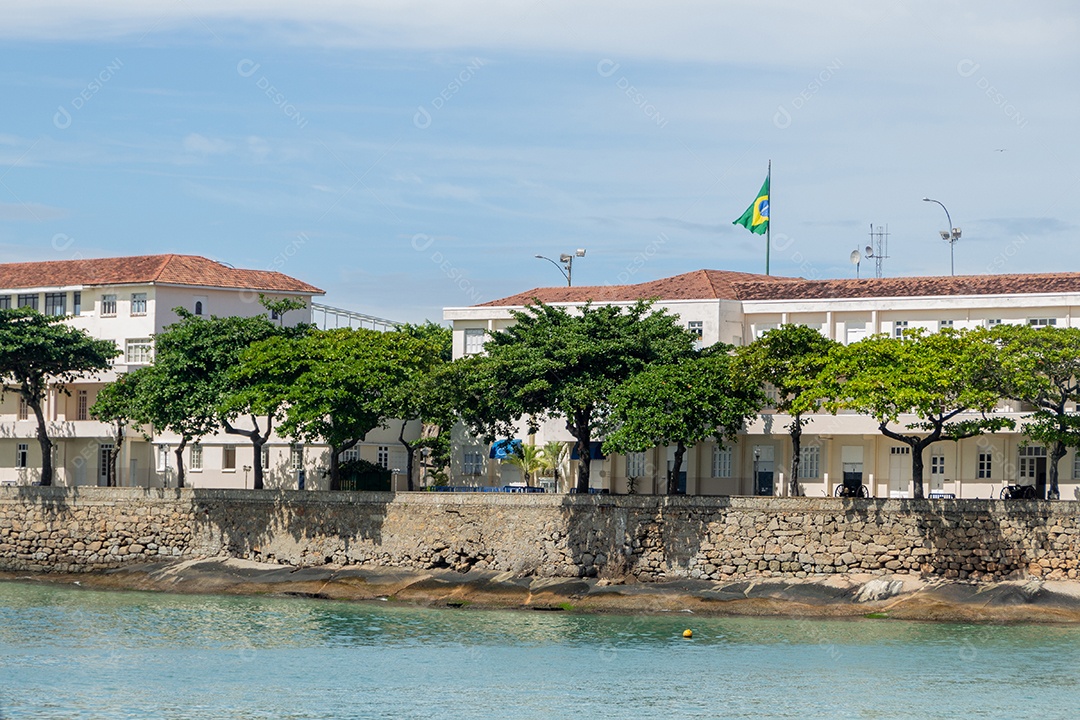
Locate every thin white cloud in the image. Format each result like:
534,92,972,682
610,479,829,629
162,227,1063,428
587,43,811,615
0,202,68,221
183,133,232,156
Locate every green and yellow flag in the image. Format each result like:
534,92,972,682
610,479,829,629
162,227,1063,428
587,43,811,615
733,175,770,235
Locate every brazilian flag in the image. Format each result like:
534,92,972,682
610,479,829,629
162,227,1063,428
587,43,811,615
733,175,769,235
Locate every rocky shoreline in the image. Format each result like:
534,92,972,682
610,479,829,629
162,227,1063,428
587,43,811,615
6,557,1080,623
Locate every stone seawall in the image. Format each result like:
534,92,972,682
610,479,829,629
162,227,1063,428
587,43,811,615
1,487,1077,581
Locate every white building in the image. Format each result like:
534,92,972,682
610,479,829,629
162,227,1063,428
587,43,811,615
0,254,416,490
444,268,1080,500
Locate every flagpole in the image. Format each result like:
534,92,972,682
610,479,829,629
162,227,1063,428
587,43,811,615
765,159,771,276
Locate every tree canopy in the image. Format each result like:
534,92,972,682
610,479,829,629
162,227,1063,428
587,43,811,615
824,328,1012,498
456,301,697,492
736,324,839,496
603,349,765,494
0,307,118,485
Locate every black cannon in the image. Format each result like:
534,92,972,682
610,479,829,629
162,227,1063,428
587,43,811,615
834,475,869,498
1000,483,1038,500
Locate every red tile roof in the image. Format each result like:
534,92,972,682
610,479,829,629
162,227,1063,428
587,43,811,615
733,273,1080,301
0,254,323,294
478,269,1080,307
476,269,801,306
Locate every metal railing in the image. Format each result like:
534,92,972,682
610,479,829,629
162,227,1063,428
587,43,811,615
310,303,399,332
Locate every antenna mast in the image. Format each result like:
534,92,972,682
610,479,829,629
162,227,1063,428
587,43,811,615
866,224,889,278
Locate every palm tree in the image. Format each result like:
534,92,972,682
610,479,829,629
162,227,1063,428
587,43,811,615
538,441,568,490
501,443,545,486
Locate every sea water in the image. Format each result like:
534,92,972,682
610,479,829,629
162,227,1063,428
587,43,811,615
0,580,1077,719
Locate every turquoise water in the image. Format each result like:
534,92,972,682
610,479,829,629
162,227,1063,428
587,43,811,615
1,581,1078,719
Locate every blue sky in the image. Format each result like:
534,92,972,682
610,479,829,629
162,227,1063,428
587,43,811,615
0,1,1077,322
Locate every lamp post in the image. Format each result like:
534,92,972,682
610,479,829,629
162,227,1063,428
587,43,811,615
534,249,586,286
922,197,962,276
752,448,760,496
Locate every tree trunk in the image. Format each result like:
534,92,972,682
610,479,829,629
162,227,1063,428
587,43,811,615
668,441,686,495
568,410,592,493
788,415,803,497
222,415,272,490
174,437,188,489
328,446,341,491
109,421,125,487
399,420,415,491
910,442,925,499
27,392,54,486
1048,439,1065,500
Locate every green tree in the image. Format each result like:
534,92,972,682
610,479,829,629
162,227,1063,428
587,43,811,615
0,308,118,486
89,371,144,486
736,324,839,496
983,324,1080,499
461,301,696,492
825,329,1012,498
147,308,288,488
603,350,765,494
236,328,432,490
388,322,453,490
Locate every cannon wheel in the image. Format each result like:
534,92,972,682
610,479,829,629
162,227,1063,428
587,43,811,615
999,486,1012,500
834,484,844,497
858,484,869,498
1022,485,1038,500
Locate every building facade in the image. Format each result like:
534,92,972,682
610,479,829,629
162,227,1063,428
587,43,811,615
444,269,1080,500
0,254,417,491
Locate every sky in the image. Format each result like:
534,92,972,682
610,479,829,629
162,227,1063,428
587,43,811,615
0,1,1077,322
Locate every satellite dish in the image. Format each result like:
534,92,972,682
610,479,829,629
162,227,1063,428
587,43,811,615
865,245,874,256
849,250,861,265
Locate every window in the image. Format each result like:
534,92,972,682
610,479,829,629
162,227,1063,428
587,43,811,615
978,452,993,479
76,390,88,421
377,445,390,469
754,323,777,339
1073,452,1080,480
627,451,646,477
73,291,81,316
16,443,28,468
261,446,270,470
391,449,406,473
130,292,147,316
930,454,945,476
464,328,485,355
17,397,28,421
194,296,207,316
985,319,1002,328
222,446,236,471
45,293,66,316
290,445,303,471
0,295,9,309
156,445,168,472
190,444,203,471
1029,318,1057,328
938,319,953,331
125,338,153,365
687,321,703,339
800,446,821,478
462,450,483,475
341,447,359,463
763,383,778,406
17,294,38,310
712,445,732,478
893,320,909,338
890,446,911,455
101,294,117,316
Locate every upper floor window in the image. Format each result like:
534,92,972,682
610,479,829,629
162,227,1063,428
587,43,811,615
101,294,117,317
76,390,88,421
17,294,38,311
130,293,147,316
463,328,486,355
462,450,484,476
0,295,10,310
125,338,153,365
44,293,66,316
687,321,703,339
1029,318,1057,328
194,296,207,316
893,320,909,338
938,319,953,331
17,397,28,421
985,319,1002,328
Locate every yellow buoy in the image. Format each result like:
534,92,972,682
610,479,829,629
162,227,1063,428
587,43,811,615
682,629,693,638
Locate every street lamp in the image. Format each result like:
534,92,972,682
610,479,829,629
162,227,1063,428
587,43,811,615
922,198,962,276
752,448,760,496
534,249,586,286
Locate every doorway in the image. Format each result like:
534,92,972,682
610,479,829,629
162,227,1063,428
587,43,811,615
753,445,774,496
98,443,115,487
1018,446,1047,499
888,446,911,498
